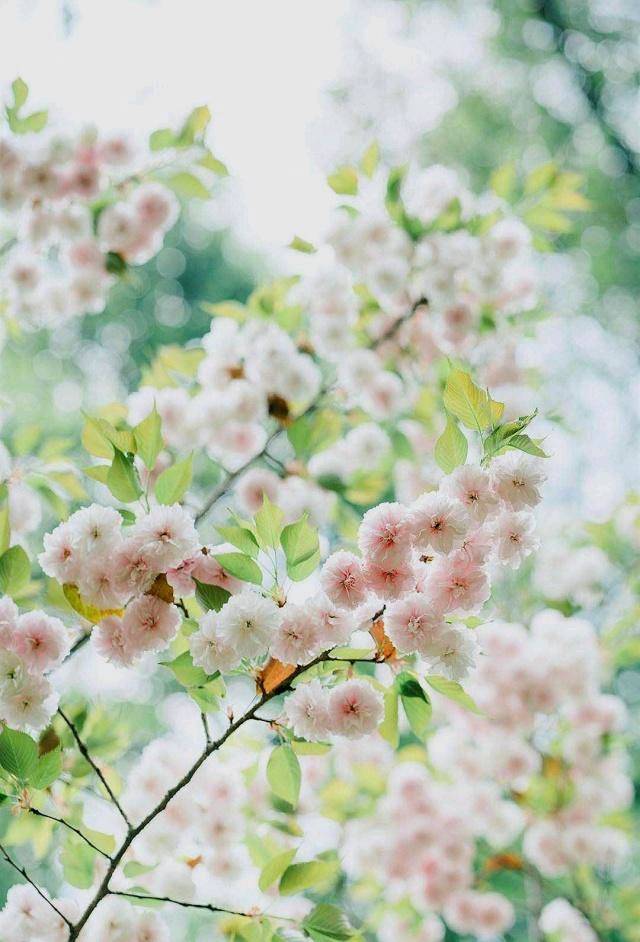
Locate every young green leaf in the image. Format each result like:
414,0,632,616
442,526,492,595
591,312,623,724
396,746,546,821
442,369,503,432
60,835,96,889
279,858,339,896
379,687,399,748
397,672,432,738
214,552,263,585
194,580,230,612
267,744,301,808
0,545,30,596
328,166,358,196
0,728,38,782
254,495,284,549
155,454,193,505
133,406,163,470
302,903,356,941
425,675,481,713
30,747,63,789
280,516,320,582
258,848,296,892
106,449,142,503
434,414,468,474
216,524,260,558
360,141,380,179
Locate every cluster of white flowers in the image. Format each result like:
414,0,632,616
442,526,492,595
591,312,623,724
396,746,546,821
0,883,169,942
430,611,632,876
338,756,517,937
294,163,536,417
0,126,179,329
288,610,628,940
128,317,322,471
0,595,69,732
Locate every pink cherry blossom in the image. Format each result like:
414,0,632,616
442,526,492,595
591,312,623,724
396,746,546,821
327,679,384,738
320,551,369,610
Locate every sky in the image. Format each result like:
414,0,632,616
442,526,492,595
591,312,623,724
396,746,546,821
0,0,348,250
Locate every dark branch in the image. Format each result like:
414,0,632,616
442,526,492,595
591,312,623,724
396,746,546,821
58,708,132,829
0,841,72,928
29,809,112,859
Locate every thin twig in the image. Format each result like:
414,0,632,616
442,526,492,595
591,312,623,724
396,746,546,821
0,841,72,928
110,890,285,920
201,712,211,746
57,709,132,829
29,809,112,859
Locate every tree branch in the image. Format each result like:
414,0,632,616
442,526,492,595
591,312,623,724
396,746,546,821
109,889,293,921
28,809,112,859
0,841,72,928
57,708,132,830
65,641,377,939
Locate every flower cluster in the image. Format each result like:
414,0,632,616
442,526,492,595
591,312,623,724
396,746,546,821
289,607,630,941
128,317,322,471
1,126,179,329
38,504,205,673
0,595,69,732
294,163,536,417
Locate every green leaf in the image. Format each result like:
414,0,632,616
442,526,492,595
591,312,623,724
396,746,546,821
82,415,135,456
267,745,301,808
216,524,259,558
303,903,355,941
63,583,124,625
434,414,468,473
198,151,229,176
379,687,399,748
425,675,481,713
30,747,63,789
0,546,30,596
161,650,208,687
0,728,38,782
167,171,210,200
155,454,193,505
84,465,110,484
290,740,331,756
360,141,380,179
442,369,503,432
254,495,284,549
201,300,248,321
0,499,10,556
258,849,296,892
107,448,142,503
213,553,262,585
490,161,517,201
280,516,320,582
524,161,557,195
61,835,96,889
505,434,548,458
12,78,29,109
289,236,316,254
288,410,342,458
194,580,230,612
279,859,338,896
133,407,163,471
328,166,358,196
397,672,432,738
